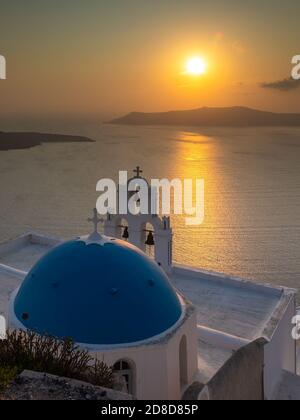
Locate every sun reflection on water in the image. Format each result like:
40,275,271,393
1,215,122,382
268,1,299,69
167,130,235,272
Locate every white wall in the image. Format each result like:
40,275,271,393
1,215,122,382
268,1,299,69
0,234,30,257
96,343,170,400
165,309,198,399
100,344,169,399
264,295,296,400
197,325,250,351
92,310,198,400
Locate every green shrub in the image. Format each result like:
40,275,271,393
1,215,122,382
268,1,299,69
88,359,115,388
0,330,113,390
0,367,18,392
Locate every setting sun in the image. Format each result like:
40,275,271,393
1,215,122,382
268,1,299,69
185,57,207,76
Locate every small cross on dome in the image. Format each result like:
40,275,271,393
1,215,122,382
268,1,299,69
133,166,143,178
88,208,103,237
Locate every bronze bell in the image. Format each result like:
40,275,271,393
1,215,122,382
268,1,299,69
122,226,129,240
145,231,155,246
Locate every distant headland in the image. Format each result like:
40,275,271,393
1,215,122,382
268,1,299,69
0,132,93,151
109,106,300,127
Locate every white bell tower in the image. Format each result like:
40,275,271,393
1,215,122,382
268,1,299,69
103,167,174,275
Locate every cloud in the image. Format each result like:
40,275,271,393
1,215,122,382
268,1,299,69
260,77,300,91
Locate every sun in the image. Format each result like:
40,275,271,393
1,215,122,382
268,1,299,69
185,57,207,76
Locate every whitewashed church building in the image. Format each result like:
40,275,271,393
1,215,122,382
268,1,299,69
0,168,299,400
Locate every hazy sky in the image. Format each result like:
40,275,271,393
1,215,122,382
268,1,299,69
0,0,299,118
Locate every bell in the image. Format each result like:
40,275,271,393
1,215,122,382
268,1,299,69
145,231,155,246
122,226,129,240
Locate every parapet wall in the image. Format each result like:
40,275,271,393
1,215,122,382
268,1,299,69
198,339,266,401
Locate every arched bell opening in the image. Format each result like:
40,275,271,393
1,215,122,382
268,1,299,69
141,222,155,259
117,218,129,241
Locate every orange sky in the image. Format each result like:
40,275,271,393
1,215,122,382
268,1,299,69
0,1,299,118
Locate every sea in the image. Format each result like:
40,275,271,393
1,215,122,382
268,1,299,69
0,119,299,293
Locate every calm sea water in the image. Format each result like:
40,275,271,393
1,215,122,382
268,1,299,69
0,121,299,292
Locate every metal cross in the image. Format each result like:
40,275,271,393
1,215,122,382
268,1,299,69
88,208,103,234
133,166,143,178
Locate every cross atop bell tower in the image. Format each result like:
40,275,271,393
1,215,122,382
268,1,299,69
133,166,143,178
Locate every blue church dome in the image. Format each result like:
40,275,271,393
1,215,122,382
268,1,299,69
13,238,182,346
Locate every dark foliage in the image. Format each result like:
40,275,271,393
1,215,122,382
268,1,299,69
0,330,113,391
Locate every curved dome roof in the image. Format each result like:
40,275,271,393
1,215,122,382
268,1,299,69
13,237,182,346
